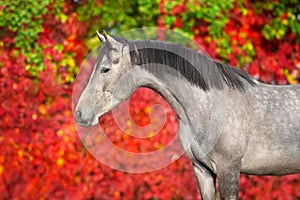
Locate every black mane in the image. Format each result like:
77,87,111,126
115,37,256,91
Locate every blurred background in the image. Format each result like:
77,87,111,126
0,0,300,199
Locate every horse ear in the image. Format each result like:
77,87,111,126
96,30,106,42
105,34,122,49
98,31,122,49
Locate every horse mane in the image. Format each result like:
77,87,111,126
113,37,256,91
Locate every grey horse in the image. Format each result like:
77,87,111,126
75,32,300,200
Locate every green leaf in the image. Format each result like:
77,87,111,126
59,13,68,23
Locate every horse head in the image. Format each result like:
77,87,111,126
75,32,135,126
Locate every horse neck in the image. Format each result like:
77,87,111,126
132,66,209,125
130,64,239,154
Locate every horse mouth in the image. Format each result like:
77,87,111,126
75,109,112,127
76,120,96,127
75,112,98,127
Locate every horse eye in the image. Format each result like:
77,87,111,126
113,58,119,64
100,67,110,73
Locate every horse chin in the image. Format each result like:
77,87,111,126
89,117,99,126
76,119,97,127
95,109,111,121
81,106,118,127
77,117,99,127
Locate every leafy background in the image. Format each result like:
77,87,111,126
1,0,300,199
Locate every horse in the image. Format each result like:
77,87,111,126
75,31,300,200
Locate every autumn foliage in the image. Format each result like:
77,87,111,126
0,0,300,199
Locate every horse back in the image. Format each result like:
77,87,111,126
240,83,300,175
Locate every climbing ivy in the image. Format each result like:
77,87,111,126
0,0,64,76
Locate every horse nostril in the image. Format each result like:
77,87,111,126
75,110,81,120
